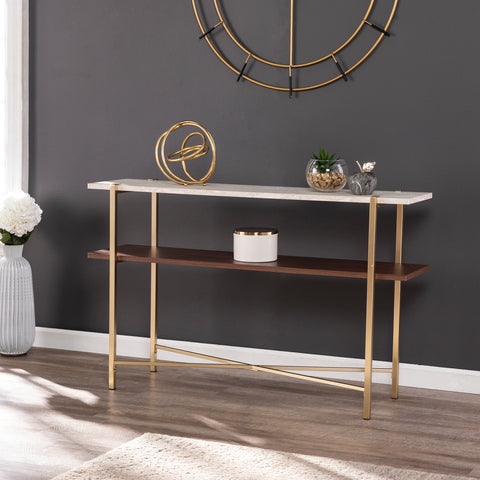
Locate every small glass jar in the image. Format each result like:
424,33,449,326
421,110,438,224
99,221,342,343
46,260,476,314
306,158,348,192
348,171,377,195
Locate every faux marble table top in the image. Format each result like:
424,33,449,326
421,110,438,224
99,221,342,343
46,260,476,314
88,179,432,205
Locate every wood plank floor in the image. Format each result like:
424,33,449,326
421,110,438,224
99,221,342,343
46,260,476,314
0,347,479,479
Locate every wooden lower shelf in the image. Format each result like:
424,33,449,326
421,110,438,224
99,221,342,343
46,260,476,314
88,245,429,281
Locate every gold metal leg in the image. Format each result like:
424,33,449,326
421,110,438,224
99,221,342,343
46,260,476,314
108,184,118,390
364,196,378,420
392,204,404,399
150,193,158,373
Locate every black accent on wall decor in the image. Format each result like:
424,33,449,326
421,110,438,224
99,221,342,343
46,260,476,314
236,56,249,83
198,21,223,40
365,21,391,37
29,0,480,372
332,55,349,82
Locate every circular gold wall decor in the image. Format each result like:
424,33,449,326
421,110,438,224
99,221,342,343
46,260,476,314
192,0,398,96
154,121,216,186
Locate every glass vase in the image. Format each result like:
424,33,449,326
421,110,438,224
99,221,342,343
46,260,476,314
306,158,348,192
348,171,377,195
0,245,36,355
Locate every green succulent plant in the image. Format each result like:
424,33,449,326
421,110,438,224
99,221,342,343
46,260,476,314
311,148,340,173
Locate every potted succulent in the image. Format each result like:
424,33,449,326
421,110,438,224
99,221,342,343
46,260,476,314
306,148,348,192
348,161,377,195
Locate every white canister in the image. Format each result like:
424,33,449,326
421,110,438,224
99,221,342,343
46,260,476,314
233,227,278,262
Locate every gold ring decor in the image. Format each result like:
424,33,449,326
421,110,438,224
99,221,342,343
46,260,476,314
167,132,209,163
155,121,216,186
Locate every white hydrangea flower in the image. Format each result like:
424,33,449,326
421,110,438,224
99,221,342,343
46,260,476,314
362,162,376,172
0,191,42,237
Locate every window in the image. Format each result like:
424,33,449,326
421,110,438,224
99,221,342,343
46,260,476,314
0,0,28,195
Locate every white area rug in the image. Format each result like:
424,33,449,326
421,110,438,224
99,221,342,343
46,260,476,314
52,433,472,480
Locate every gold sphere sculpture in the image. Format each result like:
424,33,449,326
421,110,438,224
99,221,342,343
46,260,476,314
154,120,216,186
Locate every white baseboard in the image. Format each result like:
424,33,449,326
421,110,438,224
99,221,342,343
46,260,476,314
33,327,480,395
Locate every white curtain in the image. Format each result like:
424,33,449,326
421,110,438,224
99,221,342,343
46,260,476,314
0,0,28,256
0,0,6,191
0,0,28,195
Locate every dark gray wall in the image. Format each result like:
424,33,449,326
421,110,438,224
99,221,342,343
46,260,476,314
29,0,480,370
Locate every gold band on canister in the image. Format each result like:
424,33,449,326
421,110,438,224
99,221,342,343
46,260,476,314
233,228,278,236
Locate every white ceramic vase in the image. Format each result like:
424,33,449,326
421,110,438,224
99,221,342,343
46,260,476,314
0,245,35,355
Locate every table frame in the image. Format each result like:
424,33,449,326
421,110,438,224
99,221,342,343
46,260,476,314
88,179,431,420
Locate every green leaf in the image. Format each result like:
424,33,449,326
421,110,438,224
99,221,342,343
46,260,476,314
24,231,32,241
0,229,12,245
0,228,32,245
311,147,341,167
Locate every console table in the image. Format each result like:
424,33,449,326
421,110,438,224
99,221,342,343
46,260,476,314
88,179,432,419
